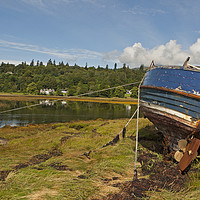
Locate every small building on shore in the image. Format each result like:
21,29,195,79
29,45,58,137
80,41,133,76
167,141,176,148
40,89,55,95
60,89,68,95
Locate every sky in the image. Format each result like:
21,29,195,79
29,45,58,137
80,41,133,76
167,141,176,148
1,0,200,68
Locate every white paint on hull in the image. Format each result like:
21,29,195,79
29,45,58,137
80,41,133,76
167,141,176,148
140,100,197,127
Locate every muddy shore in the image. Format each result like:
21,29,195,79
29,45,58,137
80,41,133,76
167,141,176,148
0,93,138,104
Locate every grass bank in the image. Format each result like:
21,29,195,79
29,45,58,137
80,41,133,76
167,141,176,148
0,93,137,104
0,118,199,199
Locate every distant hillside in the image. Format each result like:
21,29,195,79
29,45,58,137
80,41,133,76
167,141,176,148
0,61,145,98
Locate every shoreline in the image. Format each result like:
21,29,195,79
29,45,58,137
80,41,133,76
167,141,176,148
0,93,138,104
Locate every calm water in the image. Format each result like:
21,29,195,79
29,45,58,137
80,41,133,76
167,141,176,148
0,99,137,127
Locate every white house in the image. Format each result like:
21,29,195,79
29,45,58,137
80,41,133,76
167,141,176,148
40,89,55,95
6,72,13,75
60,89,68,95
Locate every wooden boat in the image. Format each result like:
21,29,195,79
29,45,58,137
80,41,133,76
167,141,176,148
140,57,200,170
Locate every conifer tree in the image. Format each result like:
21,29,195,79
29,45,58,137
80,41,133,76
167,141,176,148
114,63,117,70
30,59,34,66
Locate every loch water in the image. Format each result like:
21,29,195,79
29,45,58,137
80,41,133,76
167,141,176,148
0,99,138,127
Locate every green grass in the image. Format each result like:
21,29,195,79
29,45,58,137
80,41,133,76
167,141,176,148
0,118,200,199
0,119,141,199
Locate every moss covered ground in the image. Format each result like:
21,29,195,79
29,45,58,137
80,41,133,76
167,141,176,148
0,118,200,199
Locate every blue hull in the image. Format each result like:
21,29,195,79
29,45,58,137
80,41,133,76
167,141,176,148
141,87,200,120
140,67,200,150
143,67,200,95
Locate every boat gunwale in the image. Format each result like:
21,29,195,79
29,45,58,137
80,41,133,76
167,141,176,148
150,65,200,72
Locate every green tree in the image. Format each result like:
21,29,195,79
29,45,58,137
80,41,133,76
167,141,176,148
39,61,44,66
47,59,52,66
123,63,126,70
114,87,126,98
55,89,63,96
26,82,38,94
85,63,88,70
99,84,111,97
30,59,34,67
130,86,138,98
77,83,88,95
68,86,77,96
0,60,146,96
114,63,117,70
140,64,144,71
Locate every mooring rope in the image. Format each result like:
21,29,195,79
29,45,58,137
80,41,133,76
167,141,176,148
134,73,147,180
0,78,145,180
74,82,140,98
0,103,42,114
78,107,138,157
98,107,138,149
78,69,145,178
0,81,140,114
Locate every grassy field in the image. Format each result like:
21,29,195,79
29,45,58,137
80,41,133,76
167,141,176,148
0,118,200,199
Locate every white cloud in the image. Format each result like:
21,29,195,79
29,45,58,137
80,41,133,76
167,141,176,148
118,39,200,67
21,0,44,7
20,0,56,15
0,40,102,63
189,38,200,63
3,39,200,68
102,50,120,63
0,60,23,65
123,6,166,16
20,0,102,13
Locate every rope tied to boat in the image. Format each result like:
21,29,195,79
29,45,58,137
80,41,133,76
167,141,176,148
0,77,146,179
0,81,140,114
78,108,138,157
134,71,147,180
79,71,147,178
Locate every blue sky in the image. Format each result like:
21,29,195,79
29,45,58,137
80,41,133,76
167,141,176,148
1,0,200,68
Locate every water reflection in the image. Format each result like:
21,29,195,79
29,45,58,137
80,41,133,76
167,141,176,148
0,99,138,127
39,100,55,106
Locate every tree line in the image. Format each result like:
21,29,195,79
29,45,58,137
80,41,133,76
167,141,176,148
0,60,146,98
